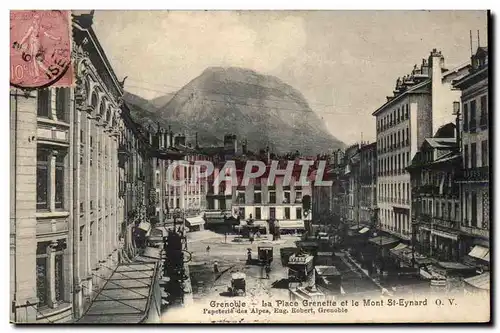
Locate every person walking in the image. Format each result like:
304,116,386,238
206,245,210,254
213,260,219,274
265,263,271,279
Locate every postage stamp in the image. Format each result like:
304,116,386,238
10,10,73,89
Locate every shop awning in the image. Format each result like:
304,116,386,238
368,235,399,247
464,272,490,291
419,268,433,280
185,215,205,227
391,243,408,252
137,222,151,233
468,245,490,262
359,227,370,234
437,261,474,271
77,261,160,324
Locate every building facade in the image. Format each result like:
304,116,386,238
408,124,462,263
453,46,490,269
373,49,469,244
359,142,377,226
231,162,313,232
9,13,162,323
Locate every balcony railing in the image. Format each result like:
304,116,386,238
457,166,489,182
460,223,489,238
432,217,460,230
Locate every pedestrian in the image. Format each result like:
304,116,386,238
265,263,271,279
214,260,219,274
206,245,210,254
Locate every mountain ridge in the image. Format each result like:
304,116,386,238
124,66,345,154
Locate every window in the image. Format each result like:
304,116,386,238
55,88,68,121
463,102,469,132
269,191,276,204
455,203,460,221
471,143,477,168
284,207,290,219
480,95,488,127
37,89,51,118
79,226,84,242
36,240,65,309
295,191,302,203
55,153,65,209
283,191,291,203
254,192,262,204
237,191,245,204
37,150,50,210
481,140,488,167
36,241,50,307
255,207,261,220
269,207,276,219
296,207,302,219
470,100,477,131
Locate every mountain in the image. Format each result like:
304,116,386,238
125,67,345,154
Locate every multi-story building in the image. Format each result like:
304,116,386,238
408,123,462,263
340,144,361,225
453,46,490,269
9,12,168,323
231,161,313,233
359,142,377,226
373,49,469,244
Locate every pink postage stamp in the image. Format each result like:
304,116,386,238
10,10,73,89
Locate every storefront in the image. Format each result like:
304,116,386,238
368,235,399,275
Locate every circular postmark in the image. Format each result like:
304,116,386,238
10,10,71,89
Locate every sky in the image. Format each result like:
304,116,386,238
92,10,488,145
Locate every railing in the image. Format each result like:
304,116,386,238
432,217,460,230
460,224,489,238
457,166,489,182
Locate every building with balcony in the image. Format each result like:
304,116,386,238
408,123,462,263
9,12,163,323
453,46,490,270
373,49,469,243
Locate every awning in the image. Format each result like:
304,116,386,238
279,221,305,229
437,261,474,271
468,245,490,262
419,268,433,280
137,222,151,233
368,235,399,247
359,227,370,234
464,272,490,291
77,261,160,324
185,215,205,227
391,243,409,252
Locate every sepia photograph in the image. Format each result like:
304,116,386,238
8,9,491,324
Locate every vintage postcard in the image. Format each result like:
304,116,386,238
9,10,490,324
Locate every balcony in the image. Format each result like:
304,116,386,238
414,185,439,196
432,217,460,230
457,166,489,183
460,223,489,238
